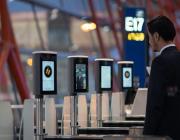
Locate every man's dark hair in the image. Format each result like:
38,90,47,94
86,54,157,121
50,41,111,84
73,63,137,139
147,16,176,41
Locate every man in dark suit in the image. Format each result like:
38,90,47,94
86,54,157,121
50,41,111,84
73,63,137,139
143,16,180,140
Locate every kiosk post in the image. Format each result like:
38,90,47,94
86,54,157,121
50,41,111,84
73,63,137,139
35,96,43,140
117,61,134,117
97,93,102,127
95,58,113,127
33,51,57,140
70,96,78,135
68,56,88,135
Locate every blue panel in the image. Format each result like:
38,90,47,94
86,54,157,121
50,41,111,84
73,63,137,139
123,7,146,87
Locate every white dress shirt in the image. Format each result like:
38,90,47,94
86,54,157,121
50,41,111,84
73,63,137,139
159,43,176,54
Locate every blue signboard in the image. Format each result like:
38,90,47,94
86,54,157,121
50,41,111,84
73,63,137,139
123,7,146,87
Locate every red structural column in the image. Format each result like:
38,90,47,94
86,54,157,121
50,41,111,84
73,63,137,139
0,43,10,73
115,0,123,22
0,2,11,68
146,0,155,19
88,0,108,58
0,0,30,102
0,69,8,93
167,1,180,50
0,41,9,93
7,51,30,101
105,0,124,59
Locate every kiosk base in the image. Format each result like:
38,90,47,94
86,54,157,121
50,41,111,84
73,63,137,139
44,135,103,140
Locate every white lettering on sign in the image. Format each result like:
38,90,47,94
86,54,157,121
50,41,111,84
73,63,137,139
125,17,144,32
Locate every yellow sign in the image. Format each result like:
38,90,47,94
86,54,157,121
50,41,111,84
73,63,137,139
127,32,145,41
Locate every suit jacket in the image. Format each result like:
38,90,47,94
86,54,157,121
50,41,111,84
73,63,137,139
143,46,180,140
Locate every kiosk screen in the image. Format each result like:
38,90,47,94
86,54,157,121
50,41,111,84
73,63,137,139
101,66,111,88
75,64,87,90
42,61,55,91
122,67,132,88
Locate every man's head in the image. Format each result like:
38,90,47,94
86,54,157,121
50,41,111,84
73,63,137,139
147,16,176,51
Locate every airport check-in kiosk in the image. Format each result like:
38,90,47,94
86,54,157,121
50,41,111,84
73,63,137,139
118,61,134,91
33,51,57,140
95,58,113,127
118,61,134,104
67,56,88,135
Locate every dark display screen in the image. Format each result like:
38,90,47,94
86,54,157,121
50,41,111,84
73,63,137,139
42,61,55,91
75,64,87,90
122,67,132,88
101,66,111,88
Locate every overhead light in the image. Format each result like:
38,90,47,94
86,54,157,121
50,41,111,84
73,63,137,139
27,58,32,67
81,22,96,32
9,0,14,2
50,9,59,20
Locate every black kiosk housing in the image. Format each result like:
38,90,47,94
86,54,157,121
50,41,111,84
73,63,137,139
95,58,113,93
33,51,57,96
118,61,134,91
67,56,88,96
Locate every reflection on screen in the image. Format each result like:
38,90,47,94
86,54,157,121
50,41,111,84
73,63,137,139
75,64,86,90
123,67,132,88
101,66,111,88
42,61,54,91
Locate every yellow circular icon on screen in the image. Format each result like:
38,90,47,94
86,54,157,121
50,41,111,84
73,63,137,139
44,66,52,77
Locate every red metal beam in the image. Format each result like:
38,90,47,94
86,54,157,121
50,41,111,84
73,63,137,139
8,12,27,84
115,0,123,26
156,0,180,50
157,0,164,15
0,43,10,74
0,0,30,102
146,0,155,19
0,69,8,93
88,0,107,58
7,51,30,101
167,1,180,51
105,0,124,59
0,39,8,93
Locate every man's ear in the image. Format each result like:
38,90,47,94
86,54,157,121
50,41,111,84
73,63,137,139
153,32,160,41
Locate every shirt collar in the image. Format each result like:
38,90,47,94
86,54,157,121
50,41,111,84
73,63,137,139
159,43,176,54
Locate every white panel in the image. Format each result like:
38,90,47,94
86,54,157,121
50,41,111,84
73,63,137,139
90,94,97,127
45,98,56,136
111,92,125,121
131,88,147,116
77,95,87,127
23,99,34,140
62,96,71,135
102,93,110,121
0,101,13,140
